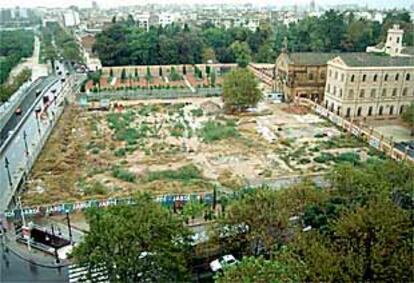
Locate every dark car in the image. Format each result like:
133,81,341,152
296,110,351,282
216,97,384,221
61,78,66,83
36,89,42,97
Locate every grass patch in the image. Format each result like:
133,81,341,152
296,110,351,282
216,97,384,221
144,164,202,182
191,108,204,117
198,119,239,143
320,134,365,149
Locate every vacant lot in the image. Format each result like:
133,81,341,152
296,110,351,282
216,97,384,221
22,99,375,206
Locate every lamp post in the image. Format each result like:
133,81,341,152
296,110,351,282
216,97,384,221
4,157,12,187
23,131,29,156
65,210,72,244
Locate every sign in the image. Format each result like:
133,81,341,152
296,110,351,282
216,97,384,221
369,137,380,149
351,126,361,137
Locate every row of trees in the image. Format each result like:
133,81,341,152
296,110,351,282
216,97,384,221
0,68,32,103
0,30,34,84
94,10,412,67
40,23,83,65
72,157,413,282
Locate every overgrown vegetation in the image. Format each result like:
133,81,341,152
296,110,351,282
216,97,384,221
198,119,239,143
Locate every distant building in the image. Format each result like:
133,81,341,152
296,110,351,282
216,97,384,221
367,25,414,57
92,1,99,10
275,51,338,102
323,53,414,118
63,9,80,27
135,13,158,32
158,13,175,27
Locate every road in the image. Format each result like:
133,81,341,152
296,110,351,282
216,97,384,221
0,76,55,146
1,238,68,282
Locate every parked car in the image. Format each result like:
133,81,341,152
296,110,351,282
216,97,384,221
15,107,22,115
35,89,42,97
210,254,239,273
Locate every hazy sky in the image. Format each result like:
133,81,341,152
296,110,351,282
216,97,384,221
0,0,410,9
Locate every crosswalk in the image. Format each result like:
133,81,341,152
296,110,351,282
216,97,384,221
68,264,109,283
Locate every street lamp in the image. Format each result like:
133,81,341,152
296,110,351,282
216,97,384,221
4,157,12,187
65,210,72,244
23,131,29,156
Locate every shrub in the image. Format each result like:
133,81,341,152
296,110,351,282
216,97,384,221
114,148,126,157
145,164,202,182
335,152,361,165
314,152,335,163
198,119,239,143
112,166,136,182
191,108,203,117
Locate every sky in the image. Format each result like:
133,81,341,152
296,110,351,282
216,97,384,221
0,0,410,9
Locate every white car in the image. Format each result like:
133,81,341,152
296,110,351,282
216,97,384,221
210,254,239,272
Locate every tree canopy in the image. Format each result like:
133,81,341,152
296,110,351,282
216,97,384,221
401,102,414,136
72,194,192,282
93,10,412,67
222,68,262,113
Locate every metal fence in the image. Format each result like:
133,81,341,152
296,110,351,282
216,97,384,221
81,87,222,102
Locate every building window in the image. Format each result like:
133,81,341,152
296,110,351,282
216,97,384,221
333,86,337,96
341,74,344,82
390,105,394,115
320,71,325,80
360,89,365,98
400,105,404,114
350,74,355,82
362,74,366,82
348,89,354,98
384,74,388,81
392,88,397,96
329,70,332,77
327,84,331,93
370,89,376,97
406,74,411,81
395,73,399,81
368,106,373,116
379,106,383,115
373,74,377,82
308,73,314,80
382,89,387,96
357,107,362,117
339,89,343,97
403,88,408,96
346,108,351,117
335,71,338,80
397,37,400,43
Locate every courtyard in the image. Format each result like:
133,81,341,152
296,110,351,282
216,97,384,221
22,98,376,206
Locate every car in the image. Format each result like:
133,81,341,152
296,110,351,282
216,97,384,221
57,71,62,76
51,89,57,94
61,78,66,83
15,107,22,115
210,254,239,273
36,89,42,97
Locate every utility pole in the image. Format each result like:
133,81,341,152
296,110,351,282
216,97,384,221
23,131,29,156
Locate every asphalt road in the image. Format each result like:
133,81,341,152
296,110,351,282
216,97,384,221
1,239,68,283
0,76,56,146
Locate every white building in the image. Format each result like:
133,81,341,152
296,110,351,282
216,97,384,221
323,53,414,119
63,10,80,27
367,25,414,57
158,13,176,27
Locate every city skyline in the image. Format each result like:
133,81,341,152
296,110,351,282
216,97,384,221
0,0,410,9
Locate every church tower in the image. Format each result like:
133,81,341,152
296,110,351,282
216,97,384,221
385,25,404,56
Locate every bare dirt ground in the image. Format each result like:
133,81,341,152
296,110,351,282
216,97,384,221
22,100,371,206
365,119,413,142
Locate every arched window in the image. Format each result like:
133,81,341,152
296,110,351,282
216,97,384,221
368,106,373,116
400,105,404,114
395,73,399,81
397,37,400,43
357,107,362,117
370,89,376,97
406,74,411,81
320,71,325,80
390,106,394,115
348,89,354,98
346,108,351,117
403,88,408,96
379,106,383,115
350,74,355,82
373,74,377,82
392,88,397,96
382,89,387,96
360,89,365,98
339,89,343,97
362,74,366,82
384,74,388,81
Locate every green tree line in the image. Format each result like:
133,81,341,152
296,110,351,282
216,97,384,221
94,10,412,67
0,30,34,84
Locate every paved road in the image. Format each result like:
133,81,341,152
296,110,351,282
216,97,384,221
0,76,56,146
1,238,68,283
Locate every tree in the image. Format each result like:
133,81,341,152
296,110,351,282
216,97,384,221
202,47,216,63
210,70,216,87
216,256,302,283
222,68,261,113
401,102,414,136
120,68,127,82
230,41,252,68
72,194,192,282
